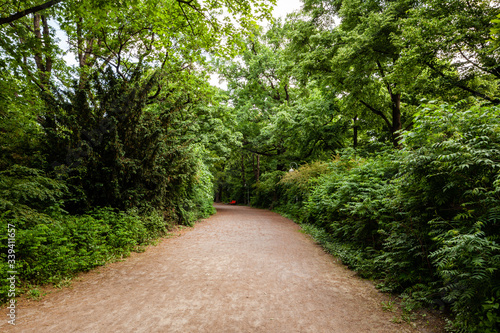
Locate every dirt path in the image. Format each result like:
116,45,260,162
1,204,439,332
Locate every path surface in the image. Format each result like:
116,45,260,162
2,204,433,332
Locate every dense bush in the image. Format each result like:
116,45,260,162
397,103,500,332
258,103,500,332
0,165,178,302
252,170,287,208
0,207,174,302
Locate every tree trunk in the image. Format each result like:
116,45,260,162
241,153,246,204
353,115,358,148
33,13,52,88
215,184,222,203
253,153,260,182
256,154,260,182
276,147,286,171
252,154,256,182
391,93,402,147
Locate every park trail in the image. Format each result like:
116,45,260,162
1,204,442,332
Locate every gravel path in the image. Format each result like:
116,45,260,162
1,204,433,332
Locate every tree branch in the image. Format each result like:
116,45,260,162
357,99,392,130
0,0,64,25
425,60,500,105
376,60,393,96
242,143,279,157
453,43,500,79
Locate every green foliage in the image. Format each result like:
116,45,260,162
492,14,500,49
276,161,329,217
252,170,286,208
0,207,173,302
398,0,500,104
0,160,180,303
0,68,45,170
398,103,500,331
292,0,416,145
172,148,217,226
0,165,68,217
263,103,500,331
38,66,215,223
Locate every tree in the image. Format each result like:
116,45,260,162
289,0,420,146
217,23,296,171
396,0,500,105
0,0,277,214
290,0,499,147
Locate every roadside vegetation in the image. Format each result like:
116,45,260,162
0,0,269,304
213,1,500,331
1,0,500,331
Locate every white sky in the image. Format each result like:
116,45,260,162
273,0,303,19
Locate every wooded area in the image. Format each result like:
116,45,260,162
1,0,499,331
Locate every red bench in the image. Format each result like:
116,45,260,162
229,200,236,205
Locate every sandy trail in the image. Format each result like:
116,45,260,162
1,204,432,332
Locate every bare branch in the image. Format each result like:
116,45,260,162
454,43,500,79
357,99,392,130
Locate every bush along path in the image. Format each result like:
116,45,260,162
1,204,443,332
259,104,500,332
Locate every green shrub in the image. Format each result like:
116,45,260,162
269,103,500,331
0,165,68,219
252,170,286,208
304,151,397,249
278,161,329,219
0,206,175,303
397,103,500,332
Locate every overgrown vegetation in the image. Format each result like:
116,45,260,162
2,0,500,330
252,103,500,332
1,0,271,302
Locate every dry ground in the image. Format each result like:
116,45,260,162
1,204,444,332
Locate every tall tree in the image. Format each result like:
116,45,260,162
396,0,500,104
290,0,425,146
217,23,296,170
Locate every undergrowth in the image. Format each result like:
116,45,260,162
261,103,500,332
0,164,215,303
